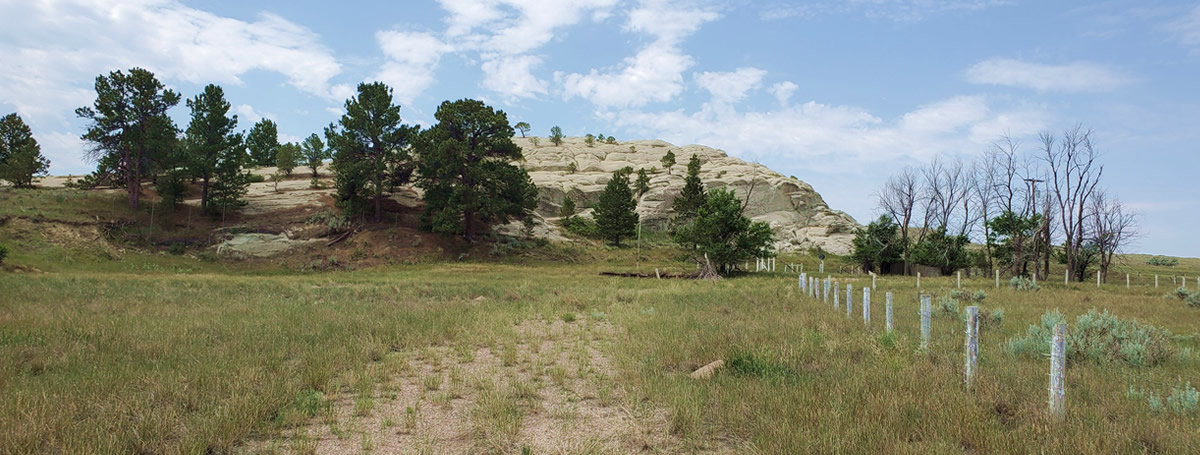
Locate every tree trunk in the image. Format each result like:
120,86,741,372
201,175,210,212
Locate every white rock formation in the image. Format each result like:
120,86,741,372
516,137,858,255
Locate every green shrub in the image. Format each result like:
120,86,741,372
1166,287,1200,308
561,313,576,323
1130,382,1199,415
1009,276,1040,291
1147,256,1179,267
168,243,186,256
247,173,266,183
937,296,959,316
1008,309,1175,367
561,216,599,238
0,243,8,263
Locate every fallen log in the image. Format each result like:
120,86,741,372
689,360,725,380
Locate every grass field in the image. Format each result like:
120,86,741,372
3,186,1200,453
3,257,1200,454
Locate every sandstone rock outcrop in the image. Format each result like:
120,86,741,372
516,137,858,255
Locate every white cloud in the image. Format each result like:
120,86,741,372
770,81,799,106
694,67,767,105
481,54,549,99
373,30,453,104
1165,4,1200,49
235,104,270,125
610,95,1049,172
559,0,720,107
964,58,1132,92
759,0,1009,22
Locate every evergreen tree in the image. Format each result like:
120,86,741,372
76,67,180,210
415,99,537,238
672,154,706,221
584,133,595,147
326,82,418,220
661,150,676,175
182,84,241,212
559,195,576,218
206,140,251,219
635,168,651,197
0,113,50,188
672,188,774,275
549,126,564,146
276,142,300,176
246,119,280,167
910,226,971,276
594,169,638,246
514,121,530,138
301,134,328,178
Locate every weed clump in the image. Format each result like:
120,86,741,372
1146,256,1179,267
1009,276,1040,291
728,348,796,382
1165,287,1200,308
1008,309,1175,367
0,243,8,263
1129,382,1199,415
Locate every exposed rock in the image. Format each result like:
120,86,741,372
516,137,858,255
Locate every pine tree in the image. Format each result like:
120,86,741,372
635,168,651,197
246,119,280,167
326,82,417,220
276,142,300,176
301,134,327,178
661,150,676,175
207,140,251,219
672,154,706,221
549,126,564,146
182,84,241,213
595,169,638,246
672,188,774,275
76,68,180,210
0,113,50,188
416,99,537,238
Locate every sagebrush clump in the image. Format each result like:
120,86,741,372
1008,309,1175,367
1165,286,1200,308
1146,256,1179,267
1129,382,1199,415
1009,276,1040,291
0,243,8,263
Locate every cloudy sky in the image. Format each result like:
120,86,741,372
2,0,1198,256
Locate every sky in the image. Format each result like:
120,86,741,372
2,0,1198,256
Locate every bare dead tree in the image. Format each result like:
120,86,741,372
877,167,920,274
970,157,999,272
1089,190,1137,281
1042,125,1105,281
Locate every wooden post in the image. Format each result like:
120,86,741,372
964,306,979,390
872,273,877,290
1097,270,1101,288
957,271,961,289
1049,323,1067,422
846,284,852,317
1126,274,1130,289
1155,275,1159,288
819,260,824,273
885,292,894,333
863,287,871,326
917,272,921,289
920,295,931,352
995,269,1000,288
655,268,661,279
1065,269,1069,285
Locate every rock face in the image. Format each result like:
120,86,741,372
516,137,858,255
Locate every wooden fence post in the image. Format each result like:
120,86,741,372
920,295,931,352
885,292,894,333
872,273,877,290
964,306,979,390
1049,323,1067,422
863,287,871,326
1155,275,1159,288
1097,270,1101,288
1126,274,1130,289
917,272,921,289
1065,269,1069,285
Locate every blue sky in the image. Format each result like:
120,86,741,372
2,0,1198,256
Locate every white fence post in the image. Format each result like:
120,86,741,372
872,273,877,290
920,295,931,352
846,284,852,317
1155,275,1159,288
1065,269,1069,285
917,272,921,289
819,260,824,273
885,292,894,333
995,269,999,288
863,287,871,326
1032,272,1037,286
957,271,961,289
1049,323,1067,422
964,306,979,390
1126,274,1130,289
833,281,839,309
799,273,806,292
1097,270,1101,288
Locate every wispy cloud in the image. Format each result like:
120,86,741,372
965,58,1132,92
1165,4,1200,51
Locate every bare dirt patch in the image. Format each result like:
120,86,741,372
239,319,720,454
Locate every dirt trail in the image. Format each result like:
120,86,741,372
239,319,726,454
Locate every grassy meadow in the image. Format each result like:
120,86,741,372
2,255,1200,453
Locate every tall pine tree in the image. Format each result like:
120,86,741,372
595,169,638,246
76,68,180,210
416,99,537,239
326,82,417,221
672,154,706,221
246,119,280,167
183,84,242,213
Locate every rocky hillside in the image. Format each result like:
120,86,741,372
515,137,858,255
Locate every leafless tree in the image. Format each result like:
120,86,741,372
1042,125,1104,281
878,167,920,274
1089,190,1137,281
969,157,999,272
